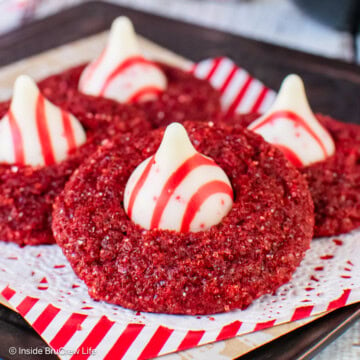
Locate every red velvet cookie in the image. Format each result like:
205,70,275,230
0,74,148,246
53,121,314,315
231,113,360,237
42,62,221,129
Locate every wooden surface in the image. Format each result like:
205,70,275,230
0,1,359,359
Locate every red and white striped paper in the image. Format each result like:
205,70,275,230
0,58,359,360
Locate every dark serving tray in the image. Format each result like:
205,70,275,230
0,1,359,359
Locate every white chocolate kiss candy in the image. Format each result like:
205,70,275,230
0,75,86,167
79,16,167,103
248,74,335,167
124,123,234,232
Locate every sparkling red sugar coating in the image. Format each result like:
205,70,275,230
232,113,360,237
53,121,314,315
0,68,149,246
40,63,221,129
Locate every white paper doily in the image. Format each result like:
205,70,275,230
1,228,359,332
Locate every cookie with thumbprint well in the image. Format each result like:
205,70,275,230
231,74,360,237
70,16,221,129
0,75,148,246
53,121,314,315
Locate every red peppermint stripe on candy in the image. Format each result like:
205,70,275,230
127,86,164,103
126,156,156,219
250,110,330,159
180,180,233,232
149,153,216,229
36,95,56,166
8,110,25,165
273,144,303,168
61,109,77,153
98,56,163,97
79,48,107,90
